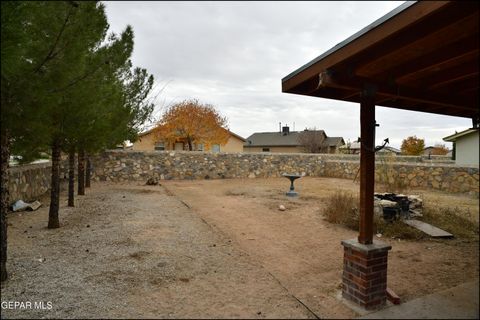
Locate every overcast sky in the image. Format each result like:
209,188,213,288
104,1,471,149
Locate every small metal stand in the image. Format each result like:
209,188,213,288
283,174,301,197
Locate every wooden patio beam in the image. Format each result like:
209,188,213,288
355,11,479,77
397,49,479,85
282,1,451,92
358,85,376,245
317,72,477,112
428,72,478,91
373,38,478,83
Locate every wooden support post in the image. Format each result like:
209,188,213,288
358,86,376,245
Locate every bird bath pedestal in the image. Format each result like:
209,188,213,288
283,174,301,197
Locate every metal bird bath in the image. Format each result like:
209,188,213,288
283,174,302,197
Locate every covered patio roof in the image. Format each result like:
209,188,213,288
282,1,479,120
281,2,478,308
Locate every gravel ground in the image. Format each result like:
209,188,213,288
1,182,314,319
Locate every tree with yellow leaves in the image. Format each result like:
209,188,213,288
400,135,425,155
431,143,449,155
154,99,229,151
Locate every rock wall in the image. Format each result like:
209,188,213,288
6,151,477,203
8,162,52,203
91,151,479,195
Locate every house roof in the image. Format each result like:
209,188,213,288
244,131,311,147
324,136,345,147
244,130,343,148
443,128,479,142
381,146,401,154
282,1,479,119
227,130,246,142
339,142,400,154
138,127,155,137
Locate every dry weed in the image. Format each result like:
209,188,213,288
321,191,478,240
422,207,478,239
321,191,359,230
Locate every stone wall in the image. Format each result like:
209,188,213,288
8,162,52,203
91,151,479,195
6,151,476,203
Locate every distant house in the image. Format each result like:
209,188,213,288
443,128,479,166
422,146,435,156
132,127,246,153
339,142,400,155
339,141,361,154
422,146,450,157
243,126,344,153
377,146,401,155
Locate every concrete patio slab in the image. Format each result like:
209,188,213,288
359,280,479,319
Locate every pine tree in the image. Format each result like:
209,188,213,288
1,1,113,228
1,1,155,281
1,1,54,282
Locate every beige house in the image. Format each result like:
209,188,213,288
244,126,344,153
132,128,246,153
339,142,401,155
443,128,479,166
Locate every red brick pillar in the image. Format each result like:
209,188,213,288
341,239,391,310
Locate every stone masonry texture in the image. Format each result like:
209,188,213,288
91,151,478,195
7,150,479,204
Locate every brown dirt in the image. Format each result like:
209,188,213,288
163,177,479,318
1,177,478,319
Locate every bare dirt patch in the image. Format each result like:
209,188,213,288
2,177,478,319
1,182,314,319
163,177,479,319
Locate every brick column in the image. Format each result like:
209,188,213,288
341,239,391,310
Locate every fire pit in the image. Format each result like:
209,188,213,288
374,193,422,221
282,174,301,197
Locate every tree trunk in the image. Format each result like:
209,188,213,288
0,129,9,282
68,147,75,207
48,138,61,229
187,138,193,151
85,155,91,188
77,148,85,195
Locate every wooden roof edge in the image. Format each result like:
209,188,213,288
281,1,452,92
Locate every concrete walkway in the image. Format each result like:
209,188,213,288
359,280,479,319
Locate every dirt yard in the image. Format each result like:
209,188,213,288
1,177,478,319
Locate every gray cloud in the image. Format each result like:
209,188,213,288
105,1,472,148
